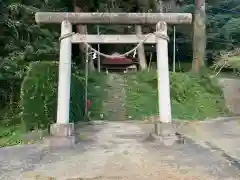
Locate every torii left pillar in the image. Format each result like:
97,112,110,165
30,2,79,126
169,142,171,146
153,22,178,145
46,21,76,149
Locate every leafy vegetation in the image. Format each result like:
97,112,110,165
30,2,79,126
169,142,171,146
20,61,108,131
0,125,24,147
0,61,107,147
125,71,229,120
213,48,240,74
20,61,85,131
1,0,239,77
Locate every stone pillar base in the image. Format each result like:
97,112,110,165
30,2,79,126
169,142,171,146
154,122,175,136
151,122,184,146
44,123,76,149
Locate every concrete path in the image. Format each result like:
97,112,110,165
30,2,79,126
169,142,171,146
219,78,240,115
0,121,240,180
179,117,240,163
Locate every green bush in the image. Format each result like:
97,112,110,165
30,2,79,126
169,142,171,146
125,71,229,120
20,61,85,131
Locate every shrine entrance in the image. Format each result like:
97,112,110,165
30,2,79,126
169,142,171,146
35,12,192,147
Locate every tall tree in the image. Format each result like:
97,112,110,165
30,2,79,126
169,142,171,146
192,0,206,73
73,0,95,71
135,0,148,70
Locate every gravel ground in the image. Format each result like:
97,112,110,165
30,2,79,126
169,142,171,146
0,121,239,180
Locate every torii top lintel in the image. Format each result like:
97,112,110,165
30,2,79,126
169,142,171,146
35,12,192,25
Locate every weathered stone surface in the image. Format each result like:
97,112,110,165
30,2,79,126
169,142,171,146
43,123,76,149
50,123,74,137
153,122,180,146
154,122,175,136
35,12,192,24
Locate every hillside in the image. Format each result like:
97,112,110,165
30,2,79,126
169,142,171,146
124,71,229,120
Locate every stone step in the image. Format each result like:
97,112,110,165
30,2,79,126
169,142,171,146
103,73,126,121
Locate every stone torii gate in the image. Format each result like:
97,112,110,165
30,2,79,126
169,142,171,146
35,12,192,148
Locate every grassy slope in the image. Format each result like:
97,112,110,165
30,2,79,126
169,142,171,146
0,105,24,147
125,71,229,120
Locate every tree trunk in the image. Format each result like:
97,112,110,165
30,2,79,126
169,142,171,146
73,0,95,71
192,0,206,73
135,25,147,70
157,0,164,12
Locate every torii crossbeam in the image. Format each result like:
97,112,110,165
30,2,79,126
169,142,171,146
35,12,192,24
